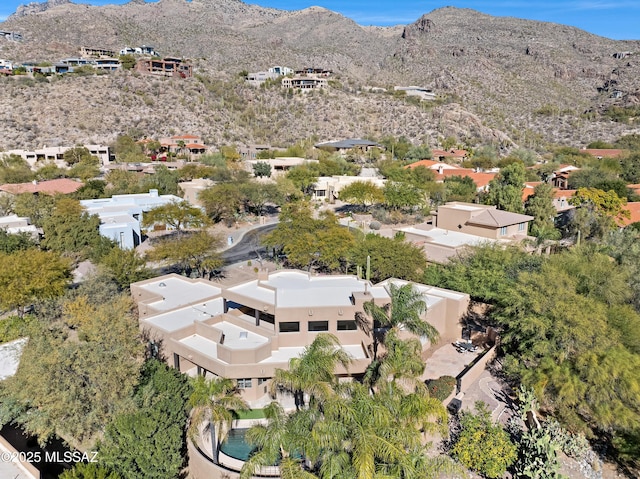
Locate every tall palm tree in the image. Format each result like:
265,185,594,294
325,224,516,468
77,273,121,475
270,333,351,410
188,375,249,463
356,282,439,361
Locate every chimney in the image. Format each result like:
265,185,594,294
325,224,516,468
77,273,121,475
437,165,443,175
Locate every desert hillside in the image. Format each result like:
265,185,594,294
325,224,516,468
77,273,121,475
0,0,639,150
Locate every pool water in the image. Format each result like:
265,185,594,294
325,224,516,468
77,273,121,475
219,428,255,461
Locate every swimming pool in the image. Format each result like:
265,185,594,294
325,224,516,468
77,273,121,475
219,428,254,461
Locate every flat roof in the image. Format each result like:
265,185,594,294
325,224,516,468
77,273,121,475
212,321,269,349
259,344,367,363
180,335,223,362
144,298,224,332
399,226,499,248
0,337,27,380
264,271,377,308
140,277,222,311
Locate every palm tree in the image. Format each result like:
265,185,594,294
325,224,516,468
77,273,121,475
356,282,439,361
188,375,249,463
270,333,351,410
242,402,319,479
365,330,427,395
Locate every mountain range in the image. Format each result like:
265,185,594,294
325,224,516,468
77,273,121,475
0,0,639,151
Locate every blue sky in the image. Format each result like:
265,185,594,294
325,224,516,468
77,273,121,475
0,1,638,40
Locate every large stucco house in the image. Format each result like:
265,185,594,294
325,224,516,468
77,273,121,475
131,270,470,405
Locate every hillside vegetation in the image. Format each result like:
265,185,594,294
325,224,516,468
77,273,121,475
0,0,639,149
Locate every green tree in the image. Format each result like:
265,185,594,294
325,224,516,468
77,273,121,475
199,182,245,225
188,375,249,463
41,197,108,260
0,154,34,184
358,282,438,360
568,187,630,239
35,162,66,180
263,203,355,271
451,402,517,478
240,181,282,217
0,295,143,446
0,248,71,315
0,229,37,253
101,359,192,479
525,182,560,240
141,200,208,232
12,193,55,227
146,230,222,278
141,165,179,195
98,246,151,289
286,165,318,195
60,463,122,479
443,175,477,203
270,333,351,410
63,146,94,166
252,161,272,178
349,233,427,283
104,170,144,195
113,135,145,163
383,181,423,211
405,144,433,162
485,162,526,212
338,181,384,211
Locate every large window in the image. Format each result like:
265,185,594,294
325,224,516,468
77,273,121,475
518,222,526,232
237,378,252,389
308,321,329,332
279,322,300,333
500,226,507,236
337,320,357,331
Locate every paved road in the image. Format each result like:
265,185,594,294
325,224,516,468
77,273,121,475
220,223,278,265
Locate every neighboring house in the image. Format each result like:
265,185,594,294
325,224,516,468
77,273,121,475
246,71,279,87
238,144,271,160
5,144,114,168
245,157,318,177
549,165,580,190
314,138,383,155
268,65,293,76
131,270,469,404
313,175,386,202
281,75,327,90
294,67,332,76
0,30,23,41
0,59,13,74
432,202,533,240
0,214,39,237
80,46,116,57
0,178,83,196
431,148,469,162
159,134,207,157
179,178,215,208
393,86,436,101
80,189,182,249
395,223,505,264
433,168,496,192
93,58,121,71
135,57,192,78
120,45,158,56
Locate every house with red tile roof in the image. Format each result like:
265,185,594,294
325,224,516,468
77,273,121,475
431,149,469,162
619,202,640,227
0,178,83,196
434,169,496,191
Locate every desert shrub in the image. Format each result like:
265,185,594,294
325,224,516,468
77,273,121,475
369,220,381,230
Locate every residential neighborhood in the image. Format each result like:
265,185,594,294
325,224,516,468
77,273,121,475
0,4,639,479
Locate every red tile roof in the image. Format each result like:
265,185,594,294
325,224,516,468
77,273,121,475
405,159,439,169
620,202,640,226
185,143,207,149
434,169,496,188
0,178,83,195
